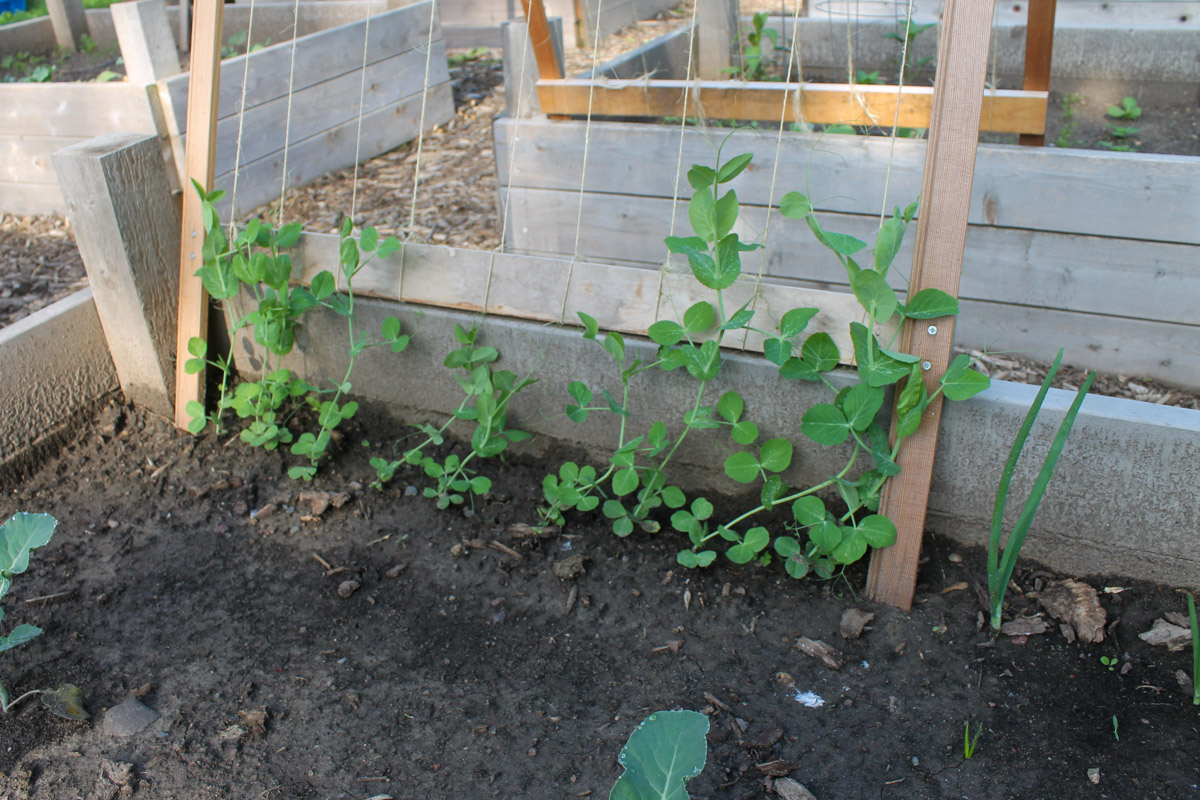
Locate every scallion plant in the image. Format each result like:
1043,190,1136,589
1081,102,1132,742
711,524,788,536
988,349,1094,630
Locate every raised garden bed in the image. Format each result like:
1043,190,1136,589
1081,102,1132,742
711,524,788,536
0,0,453,215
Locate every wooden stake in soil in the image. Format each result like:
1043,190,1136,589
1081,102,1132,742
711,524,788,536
1018,0,1057,146
173,0,224,430
866,0,998,610
697,0,737,79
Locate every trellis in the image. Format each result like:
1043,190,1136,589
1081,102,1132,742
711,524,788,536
59,0,1023,610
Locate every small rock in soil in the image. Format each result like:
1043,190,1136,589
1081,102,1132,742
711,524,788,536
337,579,361,599
1000,617,1049,637
839,608,874,640
1138,617,1191,651
795,637,843,670
99,759,135,798
755,758,796,776
773,776,818,800
1037,579,1106,643
552,554,586,580
299,490,350,516
747,719,785,750
103,699,160,737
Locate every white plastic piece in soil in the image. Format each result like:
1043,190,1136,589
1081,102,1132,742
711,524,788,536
792,689,825,708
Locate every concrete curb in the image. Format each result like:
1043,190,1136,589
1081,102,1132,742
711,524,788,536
249,300,1199,590
0,289,118,476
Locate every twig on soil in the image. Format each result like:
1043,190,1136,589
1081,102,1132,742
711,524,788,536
311,553,334,571
24,590,73,604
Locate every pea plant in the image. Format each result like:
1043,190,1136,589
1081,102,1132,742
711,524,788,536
370,324,535,508
541,149,991,581
185,184,411,480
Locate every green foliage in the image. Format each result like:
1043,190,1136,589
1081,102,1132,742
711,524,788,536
186,183,411,481
542,151,989,581
1099,655,1117,672
1106,96,1141,121
609,710,709,800
447,46,493,67
987,349,1094,630
1054,92,1082,149
855,70,882,85
371,324,535,508
963,721,982,759
724,12,779,82
883,18,935,83
1188,593,1199,706
1,513,54,712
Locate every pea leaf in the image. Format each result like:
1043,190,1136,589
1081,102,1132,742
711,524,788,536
758,438,793,472
801,404,849,446
857,514,897,548
840,383,886,432
791,496,825,526
716,153,752,183
724,452,760,484
779,191,812,219
940,354,991,401
807,215,867,257
801,332,839,372
851,270,898,323
687,165,716,190
904,288,959,319
716,391,743,422
683,301,714,334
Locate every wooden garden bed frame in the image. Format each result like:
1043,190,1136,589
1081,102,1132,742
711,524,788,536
521,0,1055,138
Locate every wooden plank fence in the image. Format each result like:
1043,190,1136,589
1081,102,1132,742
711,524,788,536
494,117,1200,385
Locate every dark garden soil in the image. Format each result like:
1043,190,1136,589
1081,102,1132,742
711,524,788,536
1,399,1197,800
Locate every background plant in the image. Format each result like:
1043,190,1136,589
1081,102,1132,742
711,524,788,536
726,12,778,81
371,323,535,507
609,710,709,800
987,349,1094,630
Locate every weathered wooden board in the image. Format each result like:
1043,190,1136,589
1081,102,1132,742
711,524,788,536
157,1,445,134
0,134,79,184
288,233,881,362
199,47,441,175
0,181,64,215
534,80,1048,135
497,186,1200,326
494,118,1200,246
210,82,454,213
0,83,160,137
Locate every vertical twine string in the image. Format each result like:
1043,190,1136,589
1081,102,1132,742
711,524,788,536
274,0,304,228
349,1,376,222
740,0,807,351
557,0,608,324
482,17,537,315
397,0,442,303
653,0,702,325
227,0,258,238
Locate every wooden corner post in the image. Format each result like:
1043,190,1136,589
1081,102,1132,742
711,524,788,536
173,0,224,430
519,0,564,79
865,0,997,610
1018,0,1057,146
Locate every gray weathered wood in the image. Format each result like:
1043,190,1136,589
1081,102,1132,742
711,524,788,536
494,118,1200,246
501,19,549,118
698,0,737,78
53,134,181,416
210,81,454,214
0,83,161,137
498,186,1200,326
111,0,183,84
158,2,445,135
46,0,86,49
0,181,65,215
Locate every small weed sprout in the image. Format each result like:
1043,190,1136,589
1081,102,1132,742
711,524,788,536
1187,593,1199,706
963,721,982,759
1099,655,1117,672
1106,96,1141,120
1111,715,1119,741
1054,92,1082,149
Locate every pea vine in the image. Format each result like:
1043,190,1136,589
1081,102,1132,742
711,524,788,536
540,149,991,579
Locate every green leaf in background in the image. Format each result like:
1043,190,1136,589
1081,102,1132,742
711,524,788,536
716,153,752,183
0,513,56,585
778,191,812,219
904,288,959,319
940,354,991,401
610,710,709,800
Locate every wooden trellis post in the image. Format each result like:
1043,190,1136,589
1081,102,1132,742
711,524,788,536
172,0,224,430
866,0,998,609
1019,0,1057,146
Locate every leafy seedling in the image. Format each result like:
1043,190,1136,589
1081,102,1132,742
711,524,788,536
610,710,709,800
1106,96,1141,120
987,349,1095,631
1100,655,1117,671
1111,715,1119,741
0,513,89,720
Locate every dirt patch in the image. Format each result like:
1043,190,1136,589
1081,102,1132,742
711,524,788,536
0,214,86,328
0,399,1197,799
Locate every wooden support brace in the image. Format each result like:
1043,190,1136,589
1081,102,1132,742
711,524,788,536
520,0,564,79
173,0,224,430
45,0,86,50
111,0,183,85
1018,0,1056,146
866,0,997,610
534,80,1047,135
53,133,181,418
